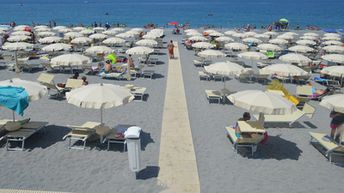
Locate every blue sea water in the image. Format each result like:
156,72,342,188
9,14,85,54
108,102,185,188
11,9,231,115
0,0,343,28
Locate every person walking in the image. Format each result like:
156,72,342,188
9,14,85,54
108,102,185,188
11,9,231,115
167,40,175,59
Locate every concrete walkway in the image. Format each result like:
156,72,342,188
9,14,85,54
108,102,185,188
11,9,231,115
158,42,200,193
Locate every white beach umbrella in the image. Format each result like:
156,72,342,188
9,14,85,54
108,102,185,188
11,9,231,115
303,32,319,37
184,29,198,33
283,32,298,36
269,38,289,45
7,35,31,42
2,42,33,72
257,44,282,51
277,34,294,40
13,25,30,31
296,39,317,46
37,31,56,38
126,46,154,55
320,94,344,113
58,28,73,33
227,90,297,115
35,27,51,32
321,54,344,64
11,31,31,36
126,30,140,36
279,53,311,65
192,42,215,49
242,37,263,44
209,32,224,37
259,63,309,77
244,32,258,37
203,29,218,34
142,33,158,39
53,26,67,30
322,36,341,41
232,33,246,38
89,33,108,40
93,27,106,32
102,37,125,45
116,32,135,39
103,29,120,35
299,36,318,40
34,25,49,30
322,45,344,54
39,36,62,44
263,31,278,36
288,45,314,53
188,36,207,41
64,32,83,39
255,34,270,39
130,28,144,32
224,30,237,36
238,51,268,60
215,36,234,43
198,50,225,58
50,54,91,67
42,43,72,52
135,39,158,47
204,61,245,76
66,83,134,123
84,46,114,55
0,78,48,101
111,27,126,32
321,40,343,46
225,42,248,51
0,30,6,35
71,37,92,45
324,33,341,37
73,27,86,32
80,29,94,35
321,66,344,77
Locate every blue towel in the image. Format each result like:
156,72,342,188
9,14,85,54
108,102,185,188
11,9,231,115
0,86,29,116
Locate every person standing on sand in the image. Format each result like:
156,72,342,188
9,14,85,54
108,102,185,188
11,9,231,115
167,40,175,59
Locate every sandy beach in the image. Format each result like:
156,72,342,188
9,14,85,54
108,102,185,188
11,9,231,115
0,27,344,193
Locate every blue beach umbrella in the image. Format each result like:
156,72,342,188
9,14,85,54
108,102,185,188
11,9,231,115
0,86,29,120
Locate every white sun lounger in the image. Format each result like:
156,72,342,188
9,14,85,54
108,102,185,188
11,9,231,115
309,132,344,163
63,122,101,150
205,90,222,104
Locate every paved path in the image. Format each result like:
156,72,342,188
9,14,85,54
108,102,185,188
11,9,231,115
158,42,201,193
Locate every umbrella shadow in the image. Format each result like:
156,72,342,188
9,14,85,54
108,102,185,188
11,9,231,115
264,121,306,129
136,166,160,180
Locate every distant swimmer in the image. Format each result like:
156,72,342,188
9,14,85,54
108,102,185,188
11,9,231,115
105,12,109,16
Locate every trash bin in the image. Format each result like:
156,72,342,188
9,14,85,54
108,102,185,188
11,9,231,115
125,126,142,174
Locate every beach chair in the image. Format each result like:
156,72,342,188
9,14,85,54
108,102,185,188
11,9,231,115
255,73,270,84
205,90,222,104
63,122,101,150
253,103,316,127
102,124,135,151
142,70,155,79
309,132,344,163
125,84,147,101
199,70,211,81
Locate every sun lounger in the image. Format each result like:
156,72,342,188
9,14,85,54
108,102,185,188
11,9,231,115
142,70,155,79
99,71,128,80
309,132,344,163
102,124,136,151
125,84,146,101
205,90,222,104
199,70,211,81
253,103,316,127
63,122,101,149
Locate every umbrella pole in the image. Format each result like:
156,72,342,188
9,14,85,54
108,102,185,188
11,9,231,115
100,107,103,124
12,111,15,122
14,50,20,73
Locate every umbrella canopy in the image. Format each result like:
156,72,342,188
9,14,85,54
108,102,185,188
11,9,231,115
2,42,33,51
279,53,311,65
135,39,158,47
126,46,154,55
232,33,246,38
53,26,67,30
192,42,215,49
204,61,246,76
0,78,48,101
257,44,282,51
225,42,248,51
321,40,343,46
227,90,297,115
35,27,51,32
116,32,135,39
224,30,237,36
209,32,224,37
93,27,106,32
321,66,344,77
58,28,72,33
50,54,91,67
299,36,318,40
324,33,341,37
260,63,309,77
102,29,121,35
89,33,108,40
186,31,202,37
244,32,258,37
188,36,207,41
303,32,319,37
288,45,314,53
198,50,225,58
242,37,262,44
263,31,278,36
0,86,29,116
322,36,341,41
269,38,289,45
255,34,270,39
320,94,344,113
84,46,113,55
321,54,344,64
38,36,62,44
71,37,92,44
142,33,158,39
322,45,344,54
64,32,83,39
66,83,134,123
80,29,94,35
238,51,268,60
42,43,72,52
296,39,317,46
11,31,31,36
73,27,86,32
277,34,294,40
7,35,31,42
37,31,56,38
215,36,234,43
13,25,31,31
102,37,126,45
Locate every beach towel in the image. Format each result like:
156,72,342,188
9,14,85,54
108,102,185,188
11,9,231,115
0,86,29,116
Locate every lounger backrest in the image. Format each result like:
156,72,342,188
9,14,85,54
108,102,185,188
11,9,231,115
302,103,316,119
296,86,313,96
65,79,83,89
37,73,54,84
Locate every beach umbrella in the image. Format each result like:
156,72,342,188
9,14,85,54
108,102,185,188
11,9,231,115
255,34,270,39
300,36,318,40
116,32,135,39
232,33,246,38
58,28,73,33
38,36,62,44
321,54,344,64
244,32,258,37
192,42,215,49
102,37,126,46
13,25,31,31
35,28,51,32
269,38,288,45
288,45,314,53
185,29,198,33
103,29,120,35
130,28,144,32
303,32,319,37
296,39,317,46
224,30,237,36
66,83,134,124
283,32,298,36
34,25,49,30
73,27,86,32
80,29,94,35
42,43,72,52
227,90,297,115
198,50,225,58
263,31,278,36
225,42,248,51
279,53,311,65
277,34,294,40
215,36,234,43
257,44,282,51
321,66,344,77
322,36,341,41
135,39,158,47
126,46,154,55
320,94,344,113
242,38,262,44
142,33,158,39
188,36,207,41
64,32,83,40
324,33,341,37
50,54,91,68
204,61,246,76
125,30,140,36
11,31,31,36
259,63,309,77
238,51,268,60
203,29,218,34
93,27,106,32
0,86,29,119
53,26,67,30
209,32,224,37
7,35,31,42
321,40,343,46
111,27,126,32
89,33,108,40
37,31,56,38
71,37,92,45
322,45,344,54
84,46,114,55
2,42,33,72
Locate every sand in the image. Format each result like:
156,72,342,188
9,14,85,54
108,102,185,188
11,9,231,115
0,28,344,193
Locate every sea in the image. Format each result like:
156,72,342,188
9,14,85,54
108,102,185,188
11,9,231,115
0,0,343,29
